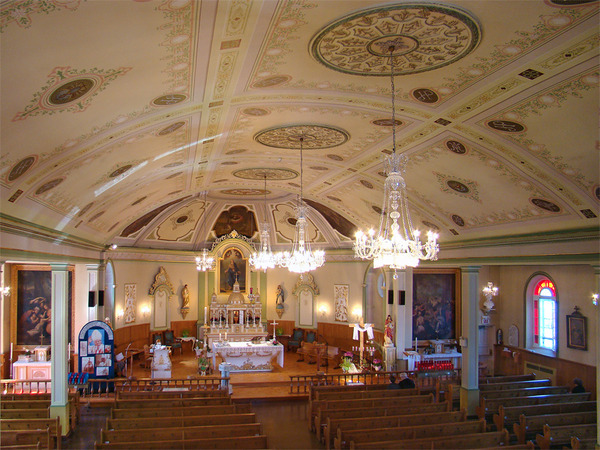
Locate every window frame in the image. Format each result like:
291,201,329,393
525,273,558,357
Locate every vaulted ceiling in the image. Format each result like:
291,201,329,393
1,0,598,256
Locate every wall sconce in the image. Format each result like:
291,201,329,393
141,304,151,317
318,304,327,317
482,281,498,314
351,307,362,322
116,308,124,320
1,286,10,296
593,293,598,306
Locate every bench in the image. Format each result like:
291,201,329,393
0,409,51,420
348,429,509,449
480,385,569,400
1,394,79,431
326,409,466,450
297,342,328,366
100,422,262,443
479,378,551,391
535,423,597,450
481,374,536,384
312,393,434,438
113,397,231,409
94,434,268,449
514,410,596,444
477,392,591,420
106,412,257,430
315,398,444,442
115,389,227,399
570,436,597,450
0,428,53,449
1,418,61,449
110,403,251,419
492,400,596,431
336,419,485,449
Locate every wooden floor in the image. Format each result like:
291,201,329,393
130,345,337,400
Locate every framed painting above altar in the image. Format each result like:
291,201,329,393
219,247,247,293
412,269,460,341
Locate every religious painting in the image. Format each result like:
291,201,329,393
412,269,460,341
566,308,587,350
219,247,247,293
334,284,349,322
213,205,257,238
124,283,136,323
11,265,74,347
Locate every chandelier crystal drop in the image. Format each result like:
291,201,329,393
353,44,439,270
249,174,278,272
278,137,326,274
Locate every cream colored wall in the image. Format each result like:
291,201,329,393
494,264,596,366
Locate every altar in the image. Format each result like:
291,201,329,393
212,341,284,372
151,345,172,378
404,350,462,371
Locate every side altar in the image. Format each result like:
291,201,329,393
205,281,267,348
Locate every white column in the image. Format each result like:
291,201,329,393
460,266,480,416
87,264,100,321
50,263,69,435
593,265,599,448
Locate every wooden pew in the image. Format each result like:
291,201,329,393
492,400,596,431
94,434,268,449
106,413,257,430
535,423,596,450
336,418,485,449
0,428,53,449
314,399,445,442
479,378,551,391
110,403,251,419
570,436,597,450
0,409,51,419
115,389,228,399
113,397,231,409
312,394,434,439
348,429,509,449
100,422,262,443
481,374,535,384
476,392,591,420
326,410,467,450
480,385,569,400
1,418,61,449
310,383,389,402
513,410,596,444
1,394,79,431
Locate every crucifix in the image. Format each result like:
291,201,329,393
270,319,278,340
349,318,374,366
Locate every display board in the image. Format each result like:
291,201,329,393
78,320,115,378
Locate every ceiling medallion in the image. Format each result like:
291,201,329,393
49,79,95,105
221,189,266,196
233,168,298,180
310,3,481,76
255,124,349,149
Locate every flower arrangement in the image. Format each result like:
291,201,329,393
372,358,382,371
339,352,354,372
198,356,209,375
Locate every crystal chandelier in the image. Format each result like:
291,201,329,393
278,137,325,274
249,173,278,272
196,192,215,271
354,44,439,271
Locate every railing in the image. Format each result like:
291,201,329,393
289,369,461,395
1,379,52,394
114,377,225,392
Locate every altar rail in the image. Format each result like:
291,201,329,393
2,377,228,397
289,369,460,394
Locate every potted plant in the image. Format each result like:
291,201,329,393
339,352,355,373
372,358,382,371
198,356,209,376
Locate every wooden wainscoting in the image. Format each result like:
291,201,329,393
493,344,596,400
276,320,295,336
317,322,384,356
170,320,198,338
114,323,150,355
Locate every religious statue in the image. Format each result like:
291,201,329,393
384,314,394,346
275,285,285,318
180,284,190,319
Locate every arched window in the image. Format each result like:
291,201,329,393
526,274,557,355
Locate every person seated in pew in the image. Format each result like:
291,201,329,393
398,372,416,389
571,377,585,393
387,375,400,389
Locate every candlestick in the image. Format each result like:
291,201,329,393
10,342,13,361
219,332,222,341
225,332,227,341
204,306,207,325
415,338,418,352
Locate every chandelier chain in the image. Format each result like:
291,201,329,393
390,45,396,155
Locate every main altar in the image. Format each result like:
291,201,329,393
205,281,267,347
212,341,284,372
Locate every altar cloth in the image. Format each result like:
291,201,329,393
213,341,284,372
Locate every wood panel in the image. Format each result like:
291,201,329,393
318,322,384,356
114,323,150,354
493,344,596,400
171,320,198,338
275,320,295,336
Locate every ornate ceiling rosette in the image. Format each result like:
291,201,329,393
233,167,298,180
310,3,481,76
254,124,349,149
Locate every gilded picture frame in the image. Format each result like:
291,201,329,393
218,247,247,293
566,308,587,351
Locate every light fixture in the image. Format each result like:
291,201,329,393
278,136,325,274
1,286,9,296
354,43,439,273
593,293,598,306
249,173,278,272
141,304,151,317
196,191,215,272
482,281,499,313
116,307,124,319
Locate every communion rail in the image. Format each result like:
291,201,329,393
289,369,460,394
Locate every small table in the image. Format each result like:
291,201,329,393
275,335,291,351
178,336,197,352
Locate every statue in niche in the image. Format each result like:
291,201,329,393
275,285,285,318
384,314,394,346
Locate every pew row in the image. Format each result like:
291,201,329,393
0,418,61,449
113,397,231,409
335,418,485,449
110,403,252,419
348,429,510,449
479,378,551,391
480,374,536,384
115,389,228,399
477,392,591,420
514,410,596,444
94,435,268,449
492,400,596,431
106,413,257,430
479,385,569,400
0,428,53,449
535,423,596,450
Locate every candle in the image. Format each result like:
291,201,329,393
204,307,207,325
225,332,227,341
415,338,418,352
219,332,222,341
10,343,13,361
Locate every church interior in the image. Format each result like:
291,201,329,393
1,0,598,448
